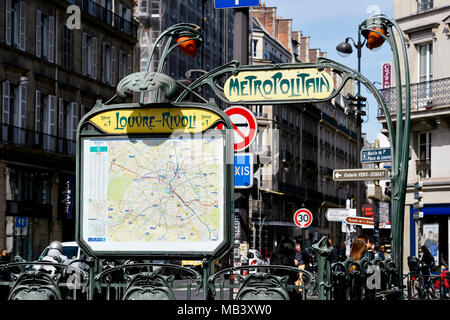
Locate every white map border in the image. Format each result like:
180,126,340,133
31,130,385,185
80,136,226,254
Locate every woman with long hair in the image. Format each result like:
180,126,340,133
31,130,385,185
349,238,367,273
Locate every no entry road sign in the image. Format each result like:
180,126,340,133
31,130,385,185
333,168,390,181
215,0,260,9
345,216,374,226
293,208,313,228
217,106,258,151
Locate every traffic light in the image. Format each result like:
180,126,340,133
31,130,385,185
346,93,367,118
384,181,391,200
413,181,424,219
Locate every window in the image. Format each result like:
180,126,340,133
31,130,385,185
103,43,116,85
36,10,54,62
5,0,25,50
119,50,131,80
419,43,433,83
418,43,433,108
35,91,56,151
62,25,73,70
418,0,433,13
82,33,97,79
418,132,431,178
119,4,131,34
58,99,78,155
2,80,27,144
252,39,258,58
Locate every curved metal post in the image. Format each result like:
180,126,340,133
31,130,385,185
360,14,411,291
311,236,332,300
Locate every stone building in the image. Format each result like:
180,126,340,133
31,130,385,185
0,0,139,259
247,5,358,253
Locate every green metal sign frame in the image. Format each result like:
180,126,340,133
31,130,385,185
75,101,235,261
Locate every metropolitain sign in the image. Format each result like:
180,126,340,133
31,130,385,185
223,68,334,103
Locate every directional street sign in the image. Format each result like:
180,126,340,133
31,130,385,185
361,147,391,163
217,106,258,151
345,216,374,226
215,0,260,9
333,168,390,181
293,208,313,228
325,208,356,222
234,153,254,189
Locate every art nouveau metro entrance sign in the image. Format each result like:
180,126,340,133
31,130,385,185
223,67,334,103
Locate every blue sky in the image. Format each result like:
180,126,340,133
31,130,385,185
263,0,394,143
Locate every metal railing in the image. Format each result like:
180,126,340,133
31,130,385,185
64,0,137,36
0,237,408,301
378,77,450,116
1,123,76,156
416,159,431,178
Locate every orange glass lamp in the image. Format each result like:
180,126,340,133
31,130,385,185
176,36,200,57
362,26,387,50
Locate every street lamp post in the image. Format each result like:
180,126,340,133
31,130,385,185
358,15,411,290
336,33,367,232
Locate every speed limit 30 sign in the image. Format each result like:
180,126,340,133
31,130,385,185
293,208,313,228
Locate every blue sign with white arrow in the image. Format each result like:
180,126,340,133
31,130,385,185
215,0,260,9
235,153,254,189
361,147,391,163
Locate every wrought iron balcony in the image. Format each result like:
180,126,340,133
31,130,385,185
416,159,431,178
417,0,434,13
1,123,76,156
65,0,137,36
378,77,450,116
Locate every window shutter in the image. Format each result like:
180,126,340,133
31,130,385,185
48,15,55,62
58,98,64,137
102,42,106,83
18,84,27,143
127,53,132,75
111,46,116,86
35,90,41,144
71,102,78,140
19,1,26,51
19,84,27,128
92,37,98,79
80,104,86,118
49,95,57,136
119,50,124,80
82,33,86,76
2,81,10,124
6,0,11,46
36,9,42,57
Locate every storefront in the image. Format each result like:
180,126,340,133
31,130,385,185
410,204,450,272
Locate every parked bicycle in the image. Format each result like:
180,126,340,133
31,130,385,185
407,256,439,300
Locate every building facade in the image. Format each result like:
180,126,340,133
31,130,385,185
135,0,234,81
0,0,138,259
248,5,359,253
379,0,450,272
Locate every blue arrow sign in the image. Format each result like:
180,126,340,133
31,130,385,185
215,0,260,9
235,153,253,189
